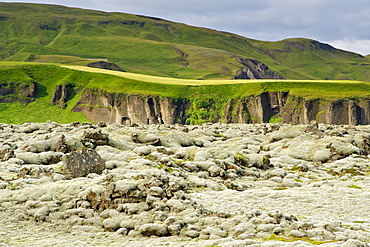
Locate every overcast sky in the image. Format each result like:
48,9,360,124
2,0,370,55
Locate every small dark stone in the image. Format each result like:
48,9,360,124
62,148,106,179
98,122,107,128
70,122,80,127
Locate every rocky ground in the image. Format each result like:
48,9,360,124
1,121,370,247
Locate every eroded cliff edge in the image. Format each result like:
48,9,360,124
71,89,190,125
66,88,370,125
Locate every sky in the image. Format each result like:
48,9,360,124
2,0,370,55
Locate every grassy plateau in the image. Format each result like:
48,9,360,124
1,62,370,124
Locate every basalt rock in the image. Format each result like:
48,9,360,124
0,82,37,105
71,88,370,125
234,58,285,79
86,61,125,72
72,89,190,125
50,84,75,109
62,148,106,179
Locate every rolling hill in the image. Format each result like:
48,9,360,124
0,2,370,81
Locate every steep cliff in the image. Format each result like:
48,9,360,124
224,92,370,125
50,84,75,109
66,87,370,125
71,89,190,125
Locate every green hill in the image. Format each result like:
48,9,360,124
1,2,370,81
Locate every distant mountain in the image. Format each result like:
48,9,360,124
1,2,370,81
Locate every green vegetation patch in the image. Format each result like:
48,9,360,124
348,184,362,189
185,97,227,125
264,234,337,245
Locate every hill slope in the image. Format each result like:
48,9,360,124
0,3,370,80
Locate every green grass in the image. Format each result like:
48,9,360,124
1,2,370,82
0,101,88,124
269,116,283,123
348,184,362,189
264,234,337,245
64,65,370,99
0,64,89,123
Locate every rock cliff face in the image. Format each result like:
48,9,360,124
224,92,370,125
72,89,190,125
0,82,37,105
50,84,75,109
67,88,370,125
234,58,285,79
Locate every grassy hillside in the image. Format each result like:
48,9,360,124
1,3,370,81
1,62,370,124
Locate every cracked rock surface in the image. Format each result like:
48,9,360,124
1,121,370,246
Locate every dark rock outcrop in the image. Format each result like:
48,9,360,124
86,61,125,72
81,130,109,149
234,58,285,79
62,148,106,179
50,84,75,109
0,82,37,105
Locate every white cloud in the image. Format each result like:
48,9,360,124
329,39,370,56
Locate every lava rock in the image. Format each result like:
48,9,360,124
62,148,106,178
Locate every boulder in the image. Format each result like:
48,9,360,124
342,239,369,247
62,148,106,179
55,134,72,153
165,131,194,147
138,223,169,237
0,145,15,161
81,130,109,148
131,131,160,145
245,154,271,170
18,165,54,178
16,151,63,165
